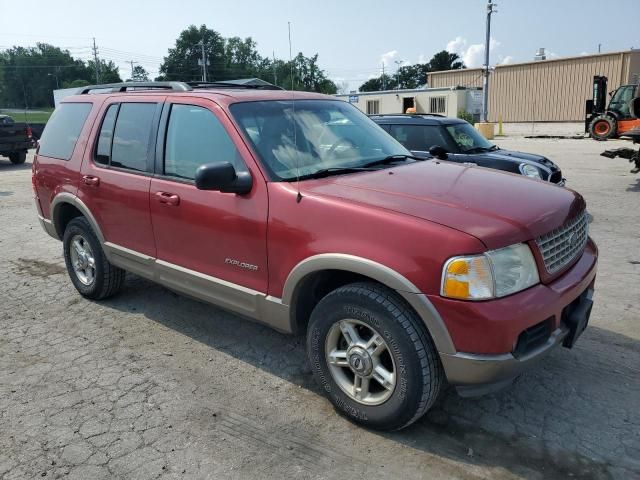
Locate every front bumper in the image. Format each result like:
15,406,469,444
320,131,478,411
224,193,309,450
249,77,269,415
434,239,597,396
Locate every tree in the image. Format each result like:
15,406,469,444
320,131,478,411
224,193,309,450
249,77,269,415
86,59,122,84
359,74,397,92
62,79,91,89
357,50,465,92
158,24,336,93
158,25,229,81
428,50,464,72
128,65,149,82
0,43,88,108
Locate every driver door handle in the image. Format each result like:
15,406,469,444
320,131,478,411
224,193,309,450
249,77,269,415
155,191,180,206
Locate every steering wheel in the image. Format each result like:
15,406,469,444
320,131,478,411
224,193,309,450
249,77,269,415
327,137,357,157
456,133,474,148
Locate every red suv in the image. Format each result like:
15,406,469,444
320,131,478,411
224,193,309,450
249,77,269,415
33,81,597,431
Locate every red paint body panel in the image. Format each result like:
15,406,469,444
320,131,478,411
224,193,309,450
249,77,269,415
266,182,486,298
302,161,585,251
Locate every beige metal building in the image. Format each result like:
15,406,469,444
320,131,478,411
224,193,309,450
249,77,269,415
336,87,483,119
426,50,640,122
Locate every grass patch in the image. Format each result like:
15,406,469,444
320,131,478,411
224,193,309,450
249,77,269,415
0,109,53,124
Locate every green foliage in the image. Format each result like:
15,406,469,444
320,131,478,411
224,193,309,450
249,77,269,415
428,51,465,72
358,50,465,92
158,24,336,94
128,65,149,82
0,43,121,108
62,79,91,89
457,109,475,123
0,26,337,107
0,108,53,123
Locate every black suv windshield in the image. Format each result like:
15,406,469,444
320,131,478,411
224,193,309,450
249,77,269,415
444,122,496,153
230,100,410,181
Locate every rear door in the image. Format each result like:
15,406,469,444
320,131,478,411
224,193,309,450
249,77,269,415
78,96,164,266
148,97,269,300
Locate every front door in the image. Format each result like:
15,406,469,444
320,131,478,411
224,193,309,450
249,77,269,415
149,98,269,315
79,98,163,268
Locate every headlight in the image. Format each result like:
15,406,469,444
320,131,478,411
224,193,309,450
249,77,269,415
519,163,542,179
441,243,540,300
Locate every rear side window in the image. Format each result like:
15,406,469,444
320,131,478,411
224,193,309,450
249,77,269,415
164,104,245,180
39,103,92,160
109,103,157,172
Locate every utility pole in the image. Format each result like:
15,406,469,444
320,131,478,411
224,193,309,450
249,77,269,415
92,37,100,84
198,41,208,82
382,63,386,90
129,60,138,81
482,0,497,122
394,60,405,90
273,51,277,86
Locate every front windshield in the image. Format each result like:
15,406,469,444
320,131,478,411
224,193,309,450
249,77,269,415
445,122,495,153
230,100,410,180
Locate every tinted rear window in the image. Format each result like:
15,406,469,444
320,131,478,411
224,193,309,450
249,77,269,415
39,103,92,160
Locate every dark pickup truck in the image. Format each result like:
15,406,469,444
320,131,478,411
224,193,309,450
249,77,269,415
0,115,32,164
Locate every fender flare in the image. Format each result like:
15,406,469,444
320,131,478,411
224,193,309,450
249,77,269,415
50,192,105,244
282,253,456,354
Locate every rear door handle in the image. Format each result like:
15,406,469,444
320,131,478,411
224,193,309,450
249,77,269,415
155,191,180,206
82,175,100,186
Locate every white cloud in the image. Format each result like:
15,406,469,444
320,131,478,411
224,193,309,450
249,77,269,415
580,51,589,56
380,50,398,67
446,36,466,54
417,54,427,64
446,36,504,68
500,55,514,65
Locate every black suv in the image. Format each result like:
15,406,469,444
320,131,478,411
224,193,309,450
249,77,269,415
371,114,564,185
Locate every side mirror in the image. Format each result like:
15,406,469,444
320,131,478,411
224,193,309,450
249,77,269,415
429,145,449,160
195,162,253,194
631,97,640,118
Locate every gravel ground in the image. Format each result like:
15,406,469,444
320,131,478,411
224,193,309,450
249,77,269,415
0,139,638,480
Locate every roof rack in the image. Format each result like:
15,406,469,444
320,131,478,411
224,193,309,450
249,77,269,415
186,80,283,90
77,82,193,94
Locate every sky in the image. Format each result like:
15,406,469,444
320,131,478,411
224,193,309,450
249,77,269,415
0,0,638,91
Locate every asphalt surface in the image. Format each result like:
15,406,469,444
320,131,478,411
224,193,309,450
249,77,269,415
1,139,638,480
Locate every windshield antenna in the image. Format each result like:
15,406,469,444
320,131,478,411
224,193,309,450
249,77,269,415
288,21,302,203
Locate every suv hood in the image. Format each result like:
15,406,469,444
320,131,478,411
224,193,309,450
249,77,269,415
304,161,584,249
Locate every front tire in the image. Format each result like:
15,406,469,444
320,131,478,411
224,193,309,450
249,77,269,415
63,217,125,300
589,115,616,141
307,282,443,431
9,151,26,164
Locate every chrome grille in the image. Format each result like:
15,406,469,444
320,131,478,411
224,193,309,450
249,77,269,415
536,211,588,274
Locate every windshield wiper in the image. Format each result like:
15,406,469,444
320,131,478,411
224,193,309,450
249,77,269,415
465,146,495,154
295,166,378,180
361,154,426,168
286,155,425,181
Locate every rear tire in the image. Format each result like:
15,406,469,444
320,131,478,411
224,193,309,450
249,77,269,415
63,216,125,300
307,282,443,431
589,115,616,141
9,151,26,164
